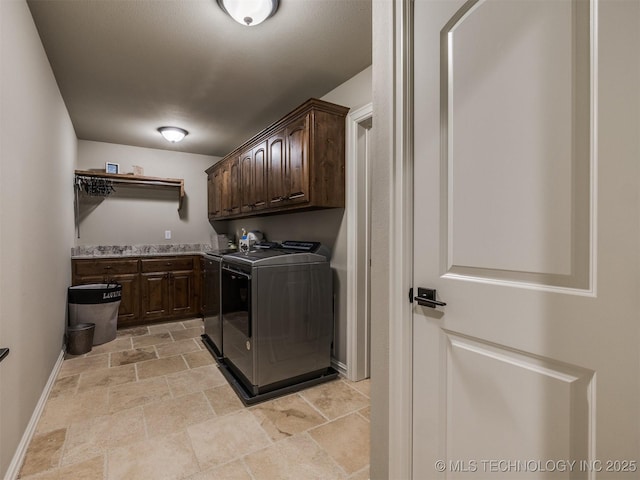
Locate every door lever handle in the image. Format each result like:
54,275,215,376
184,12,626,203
414,288,447,308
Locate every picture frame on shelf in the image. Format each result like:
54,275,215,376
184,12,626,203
105,162,120,174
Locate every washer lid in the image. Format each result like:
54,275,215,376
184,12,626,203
204,248,237,258
222,249,326,266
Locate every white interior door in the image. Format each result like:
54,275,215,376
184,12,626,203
412,0,639,478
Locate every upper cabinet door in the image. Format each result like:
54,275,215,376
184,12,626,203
220,156,240,217
208,166,223,218
285,115,310,205
252,141,268,210
239,149,254,213
240,142,268,213
228,156,241,216
267,130,287,206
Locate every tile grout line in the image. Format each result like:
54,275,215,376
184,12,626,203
297,391,332,424
305,430,352,478
338,376,371,398
240,456,259,480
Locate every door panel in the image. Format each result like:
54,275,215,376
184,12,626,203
210,167,223,218
171,271,194,315
112,274,139,323
141,273,168,319
267,132,286,205
442,331,592,477
253,141,268,209
441,0,591,289
286,116,310,203
228,157,241,215
240,150,254,212
412,0,639,478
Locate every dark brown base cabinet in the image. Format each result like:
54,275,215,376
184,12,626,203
140,257,199,322
207,98,349,221
72,256,201,328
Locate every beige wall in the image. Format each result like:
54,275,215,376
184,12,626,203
0,0,77,476
76,141,219,246
224,65,372,367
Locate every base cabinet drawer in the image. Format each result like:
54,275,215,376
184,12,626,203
74,258,139,276
141,257,195,273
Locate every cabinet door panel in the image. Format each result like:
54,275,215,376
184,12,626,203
240,150,254,212
286,116,310,204
208,168,223,218
213,168,223,217
171,271,195,315
207,172,215,217
253,141,268,209
113,274,139,323
221,162,231,215
267,132,286,205
141,273,169,319
229,157,241,215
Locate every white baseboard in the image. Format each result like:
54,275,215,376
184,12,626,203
4,349,65,480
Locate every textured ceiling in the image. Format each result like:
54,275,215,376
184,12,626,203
27,0,372,157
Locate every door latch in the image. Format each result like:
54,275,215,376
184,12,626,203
413,288,446,309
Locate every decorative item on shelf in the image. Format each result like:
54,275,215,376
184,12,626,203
105,162,119,174
132,165,144,176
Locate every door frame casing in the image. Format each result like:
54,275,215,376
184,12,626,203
384,0,415,478
346,102,373,381
370,0,414,477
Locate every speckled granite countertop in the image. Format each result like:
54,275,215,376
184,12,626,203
71,243,213,259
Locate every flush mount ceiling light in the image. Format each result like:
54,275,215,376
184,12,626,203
217,0,279,27
158,127,188,143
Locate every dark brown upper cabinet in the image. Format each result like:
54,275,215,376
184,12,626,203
240,141,268,213
207,98,349,221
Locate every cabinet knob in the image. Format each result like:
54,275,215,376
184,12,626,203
104,266,112,269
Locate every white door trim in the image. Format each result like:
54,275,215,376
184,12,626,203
388,0,414,478
346,102,373,381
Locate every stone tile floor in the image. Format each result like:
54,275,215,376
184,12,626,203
17,318,370,480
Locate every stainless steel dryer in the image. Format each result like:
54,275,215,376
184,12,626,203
219,241,336,403
201,248,236,360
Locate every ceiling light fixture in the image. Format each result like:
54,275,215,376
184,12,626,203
217,0,279,27
158,126,188,143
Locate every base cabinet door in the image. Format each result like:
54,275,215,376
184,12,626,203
112,274,140,326
170,271,197,316
141,273,170,320
141,257,198,320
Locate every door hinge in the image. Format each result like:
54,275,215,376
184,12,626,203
408,287,414,303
